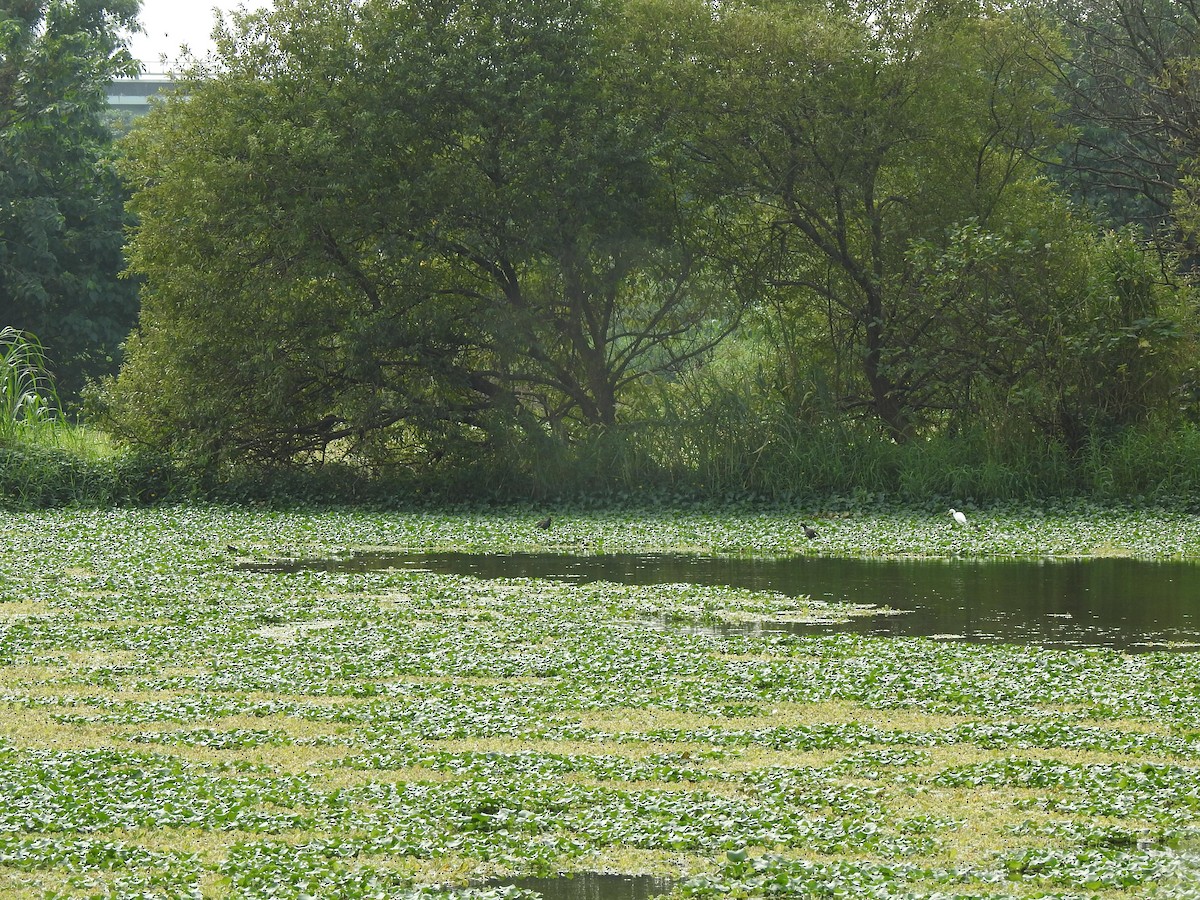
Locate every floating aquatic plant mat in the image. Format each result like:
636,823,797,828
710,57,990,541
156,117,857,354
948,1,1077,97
0,506,1197,898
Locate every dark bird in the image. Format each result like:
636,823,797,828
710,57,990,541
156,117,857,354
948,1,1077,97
225,544,239,554
801,523,818,540
535,515,552,530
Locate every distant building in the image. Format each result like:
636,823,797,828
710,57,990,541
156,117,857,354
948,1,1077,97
105,73,176,118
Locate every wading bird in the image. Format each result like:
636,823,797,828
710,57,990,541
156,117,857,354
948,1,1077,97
949,508,968,528
536,515,552,530
802,523,818,540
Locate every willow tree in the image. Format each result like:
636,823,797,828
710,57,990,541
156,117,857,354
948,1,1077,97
107,0,735,468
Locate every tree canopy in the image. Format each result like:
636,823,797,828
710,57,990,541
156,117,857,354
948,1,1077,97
1,0,141,401
104,0,1197,475
111,0,740,467
666,0,1067,440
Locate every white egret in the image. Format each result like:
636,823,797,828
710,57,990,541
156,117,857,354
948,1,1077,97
949,508,968,528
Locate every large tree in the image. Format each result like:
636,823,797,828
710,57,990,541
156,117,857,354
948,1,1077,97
1042,0,1200,241
109,0,737,467
0,0,141,401
671,0,1067,440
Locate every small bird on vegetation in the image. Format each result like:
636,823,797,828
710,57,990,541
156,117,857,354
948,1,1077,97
801,523,818,539
536,515,552,530
949,508,969,528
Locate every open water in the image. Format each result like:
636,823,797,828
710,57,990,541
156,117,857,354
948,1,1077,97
246,551,1200,652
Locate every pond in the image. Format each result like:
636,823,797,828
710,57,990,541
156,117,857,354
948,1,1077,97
246,552,1200,652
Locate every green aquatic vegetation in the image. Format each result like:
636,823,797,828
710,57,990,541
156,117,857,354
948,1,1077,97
0,833,198,874
680,847,1196,899
0,745,322,834
126,727,303,750
341,747,734,787
679,852,968,899
632,721,940,750
1000,845,1173,891
947,720,1200,757
221,839,414,899
1,504,1198,896
930,756,1200,827
833,747,934,770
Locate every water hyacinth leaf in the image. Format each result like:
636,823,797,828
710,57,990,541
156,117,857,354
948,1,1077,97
0,504,1197,896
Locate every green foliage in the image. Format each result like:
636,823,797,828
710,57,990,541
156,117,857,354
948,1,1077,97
68,0,1200,499
673,0,1066,440
906,210,1195,449
0,328,194,508
0,0,141,400
13,415,1200,507
107,0,736,470
1046,0,1199,249
0,326,60,435
0,506,1198,894
0,442,185,507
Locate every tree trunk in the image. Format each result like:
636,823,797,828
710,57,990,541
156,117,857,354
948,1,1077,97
864,289,910,442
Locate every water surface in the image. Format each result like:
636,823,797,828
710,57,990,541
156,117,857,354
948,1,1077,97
246,552,1200,651
480,873,674,900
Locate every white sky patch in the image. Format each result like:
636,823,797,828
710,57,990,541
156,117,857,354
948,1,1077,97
124,0,274,70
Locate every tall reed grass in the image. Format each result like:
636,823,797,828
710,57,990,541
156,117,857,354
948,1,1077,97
483,376,1199,506
1,327,61,440
8,416,1196,508
0,328,179,507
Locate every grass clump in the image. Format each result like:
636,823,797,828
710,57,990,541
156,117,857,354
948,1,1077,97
1,328,182,508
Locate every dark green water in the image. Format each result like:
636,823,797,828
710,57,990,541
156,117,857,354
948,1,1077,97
247,552,1200,651
479,873,674,900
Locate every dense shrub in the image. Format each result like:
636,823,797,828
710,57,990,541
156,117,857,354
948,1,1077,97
0,445,186,508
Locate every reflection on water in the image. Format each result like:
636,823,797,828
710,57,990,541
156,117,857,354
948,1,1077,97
479,873,674,900
243,551,1200,652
